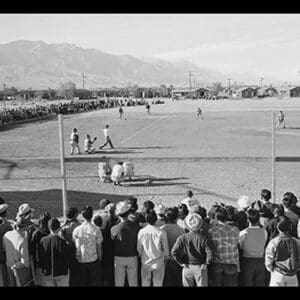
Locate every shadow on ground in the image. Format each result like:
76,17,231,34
121,176,190,187
0,189,131,219
118,146,172,150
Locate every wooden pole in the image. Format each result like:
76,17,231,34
271,111,276,203
58,114,68,219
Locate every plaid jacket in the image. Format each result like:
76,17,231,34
208,222,240,267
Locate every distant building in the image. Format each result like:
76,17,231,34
18,89,36,100
233,87,257,98
277,86,300,98
73,89,94,99
171,88,209,99
257,86,278,98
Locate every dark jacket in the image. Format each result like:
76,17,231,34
0,221,13,264
111,220,139,257
30,228,49,268
171,231,213,266
39,234,70,277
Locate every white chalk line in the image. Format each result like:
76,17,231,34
119,109,176,145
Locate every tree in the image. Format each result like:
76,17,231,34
58,81,76,100
211,82,223,96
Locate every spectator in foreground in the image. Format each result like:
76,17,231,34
172,213,213,287
190,205,211,233
177,204,189,231
60,207,81,286
111,201,140,286
282,194,300,226
137,209,169,286
208,207,240,286
283,192,300,217
265,216,300,287
72,206,103,286
155,203,167,227
0,201,12,287
161,207,185,286
39,218,70,286
3,216,31,286
239,209,268,286
30,212,51,286
235,195,251,230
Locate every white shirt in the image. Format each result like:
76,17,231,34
72,221,103,263
181,197,200,211
111,164,124,178
103,128,109,137
137,225,169,269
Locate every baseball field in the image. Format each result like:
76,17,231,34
1,97,300,218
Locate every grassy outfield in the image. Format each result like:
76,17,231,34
1,98,300,218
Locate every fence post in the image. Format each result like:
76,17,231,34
58,114,68,220
271,111,276,203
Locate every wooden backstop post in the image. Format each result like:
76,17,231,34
58,114,68,220
271,111,276,203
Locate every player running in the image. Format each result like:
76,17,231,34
99,124,115,150
277,110,286,129
119,105,124,119
197,107,203,119
146,103,151,114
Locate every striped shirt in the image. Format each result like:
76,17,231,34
208,222,240,266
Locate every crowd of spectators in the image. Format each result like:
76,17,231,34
0,188,299,287
0,97,150,128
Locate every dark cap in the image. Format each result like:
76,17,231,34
99,199,111,210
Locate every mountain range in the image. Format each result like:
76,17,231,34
0,40,276,89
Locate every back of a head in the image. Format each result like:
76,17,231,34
39,212,51,230
0,197,5,205
225,205,235,221
261,189,271,201
191,205,207,220
99,199,111,210
215,207,227,223
187,190,193,198
48,218,61,232
143,200,155,211
106,124,109,128
272,204,285,217
126,197,138,213
144,209,157,225
178,203,189,219
66,207,78,220
82,205,93,221
93,215,103,228
277,216,292,234
165,207,179,223
247,209,260,225
283,192,297,206
282,196,292,209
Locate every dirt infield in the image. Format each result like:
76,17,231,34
1,97,300,218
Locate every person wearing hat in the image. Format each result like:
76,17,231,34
171,213,213,287
60,207,81,286
235,195,252,231
72,206,103,286
208,207,240,286
111,201,140,286
39,218,71,286
160,207,185,286
155,203,167,227
111,162,125,186
137,209,169,287
0,201,12,286
2,215,31,286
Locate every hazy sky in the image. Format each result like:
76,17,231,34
1,14,300,81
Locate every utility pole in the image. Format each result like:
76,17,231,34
260,77,264,88
227,78,231,89
189,71,194,99
82,73,85,89
3,83,6,112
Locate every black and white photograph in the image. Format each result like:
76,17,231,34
0,13,300,287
